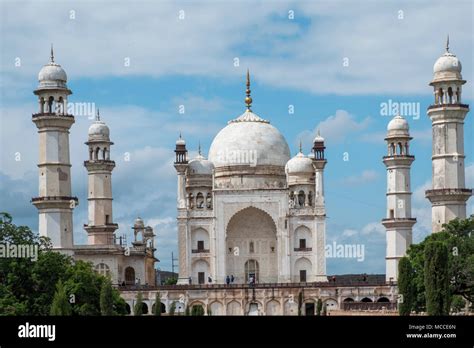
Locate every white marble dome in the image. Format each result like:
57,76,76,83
286,152,314,174
88,120,110,140
387,115,409,137
134,217,144,228
208,110,291,167
434,52,462,74
38,63,68,89
188,154,214,175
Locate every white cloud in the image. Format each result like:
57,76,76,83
361,222,385,236
296,109,371,148
1,1,472,96
342,229,358,237
343,170,378,186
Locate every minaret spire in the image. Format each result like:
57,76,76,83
50,44,55,63
245,69,252,112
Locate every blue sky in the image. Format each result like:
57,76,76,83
0,0,473,274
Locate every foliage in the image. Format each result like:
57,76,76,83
169,301,176,316
0,213,127,316
164,277,178,285
134,292,143,316
405,216,474,313
154,292,162,316
100,278,114,316
50,280,72,316
450,295,465,313
397,257,414,316
316,298,322,316
191,304,204,316
424,241,450,315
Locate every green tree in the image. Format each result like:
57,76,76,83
169,301,176,316
406,215,474,313
50,279,72,316
450,295,466,313
424,241,450,315
134,292,143,316
316,298,322,316
164,277,178,285
0,213,127,316
100,278,114,316
191,305,204,316
297,292,303,316
397,256,414,316
154,292,162,316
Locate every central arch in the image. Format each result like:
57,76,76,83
226,207,278,283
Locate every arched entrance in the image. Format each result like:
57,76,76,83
244,259,259,283
226,207,278,283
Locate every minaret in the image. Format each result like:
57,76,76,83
425,37,472,232
312,131,327,281
174,134,189,284
312,130,327,207
84,110,118,244
31,46,77,253
382,115,416,282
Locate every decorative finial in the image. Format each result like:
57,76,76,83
317,129,321,137
245,69,252,111
299,140,302,153
50,44,54,63
446,34,450,52
179,131,182,139
198,141,202,156
96,108,100,121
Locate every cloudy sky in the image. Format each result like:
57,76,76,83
1,0,473,274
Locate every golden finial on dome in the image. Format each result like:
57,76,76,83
245,69,252,112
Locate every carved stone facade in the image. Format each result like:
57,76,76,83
173,74,328,286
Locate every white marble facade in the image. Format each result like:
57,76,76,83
174,73,328,285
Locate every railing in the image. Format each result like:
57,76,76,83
427,103,469,110
426,188,472,195
342,302,397,311
31,196,78,203
119,278,390,291
192,249,210,253
32,112,75,118
294,247,312,252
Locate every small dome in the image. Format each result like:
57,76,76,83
434,52,462,74
387,115,410,137
134,217,144,228
88,120,110,141
286,152,314,174
38,62,68,89
387,115,408,131
144,226,154,236
176,136,186,146
314,134,324,143
188,154,214,175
